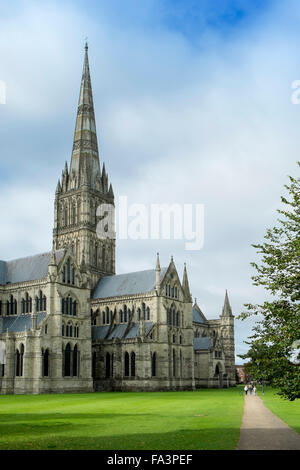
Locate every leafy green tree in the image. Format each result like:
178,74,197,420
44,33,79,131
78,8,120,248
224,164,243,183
238,163,300,400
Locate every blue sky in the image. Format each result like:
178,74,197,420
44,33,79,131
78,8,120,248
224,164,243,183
1,0,300,360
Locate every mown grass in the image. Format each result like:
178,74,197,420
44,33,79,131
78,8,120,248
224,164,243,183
0,388,244,450
258,387,300,435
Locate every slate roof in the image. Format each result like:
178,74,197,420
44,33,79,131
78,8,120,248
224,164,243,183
1,312,47,333
192,305,207,324
92,268,168,300
92,322,154,341
0,250,65,285
194,337,211,351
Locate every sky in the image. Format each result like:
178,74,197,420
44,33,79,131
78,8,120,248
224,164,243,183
0,0,299,361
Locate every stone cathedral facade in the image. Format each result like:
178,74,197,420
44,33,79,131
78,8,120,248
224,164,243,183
0,45,236,395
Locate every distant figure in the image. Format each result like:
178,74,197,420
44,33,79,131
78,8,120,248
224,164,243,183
253,386,257,396
244,385,248,396
249,384,253,396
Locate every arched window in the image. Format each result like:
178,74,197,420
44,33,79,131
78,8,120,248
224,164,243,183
124,352,129,377
66,323,70,337
7,295,17,316
142,303,146,320
137,308,141,321
62,323,65,336
106,307,110,324
124,305,127,323
15,349,20,376
146,307,150,321
173,350,176,377
20,344,24,377
131,352,135,377
176,312,179,327
64,344,71,377
152,352,156,377
102,311,105,324
119,310,123,323
180,350,183,378
43,349,49,377
73,345,78,377
106,353,111,378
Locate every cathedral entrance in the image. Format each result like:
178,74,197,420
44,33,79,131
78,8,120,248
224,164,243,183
215,364,223,388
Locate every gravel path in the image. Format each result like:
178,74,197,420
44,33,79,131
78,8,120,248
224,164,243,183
237,394,300,450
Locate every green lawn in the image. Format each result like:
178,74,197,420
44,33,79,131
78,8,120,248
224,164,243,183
258,387,300,435
0,388,244,450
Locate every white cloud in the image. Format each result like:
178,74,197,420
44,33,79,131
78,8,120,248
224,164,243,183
1,0,299,360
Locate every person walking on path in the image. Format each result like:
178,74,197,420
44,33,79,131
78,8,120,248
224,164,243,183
238,394,300,450
244,385,248,396
253,385,257,396
249,384,253,396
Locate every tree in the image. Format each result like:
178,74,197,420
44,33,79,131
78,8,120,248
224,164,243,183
238,163,300,400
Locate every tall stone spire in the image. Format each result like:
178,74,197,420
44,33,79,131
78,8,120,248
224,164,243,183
182,263,192,302
70,42,101,188
222,290,233,317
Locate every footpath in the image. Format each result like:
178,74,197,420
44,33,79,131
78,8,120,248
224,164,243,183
238,394,300,450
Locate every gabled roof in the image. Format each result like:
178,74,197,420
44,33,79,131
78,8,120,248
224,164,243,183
93,268,168,300
1,313,46,333
0,250,65,285
192,304,208,324
194,337,211,351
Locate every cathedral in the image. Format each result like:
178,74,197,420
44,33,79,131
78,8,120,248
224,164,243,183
0,45,236,394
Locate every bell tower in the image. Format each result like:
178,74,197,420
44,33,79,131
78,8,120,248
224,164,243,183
53,43,115,288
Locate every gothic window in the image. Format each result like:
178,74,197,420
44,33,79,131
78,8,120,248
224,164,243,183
137,308,141,321
7,295,17,316
62,296,77,316
172,287,174,298
173,350,176,377
62,265,66,283
151,352,156,377
36,291,46,312
180,335,182,344
124,305,127,323
15,349,20,376
173,334,176,344
21,292,32,314
62,323,65,336
146,307,150,321
124,352,129,377
72,267,75,285
176,312,179,327
64,344,71,377
43,349,49,377
102,311,105,324
106,307,110,324
64,207,68,226
172,308,176,326
142,303,146,320
165,284,168,296
72,204,76,225
180,350,183,378
119,310,123,323
175,287,178,298
131,352,135,377
73,345,78,377
45,324,48,335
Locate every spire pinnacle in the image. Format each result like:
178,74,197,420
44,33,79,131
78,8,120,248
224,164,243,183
222,290,233,317
70,44,101,188
182,263,192,302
